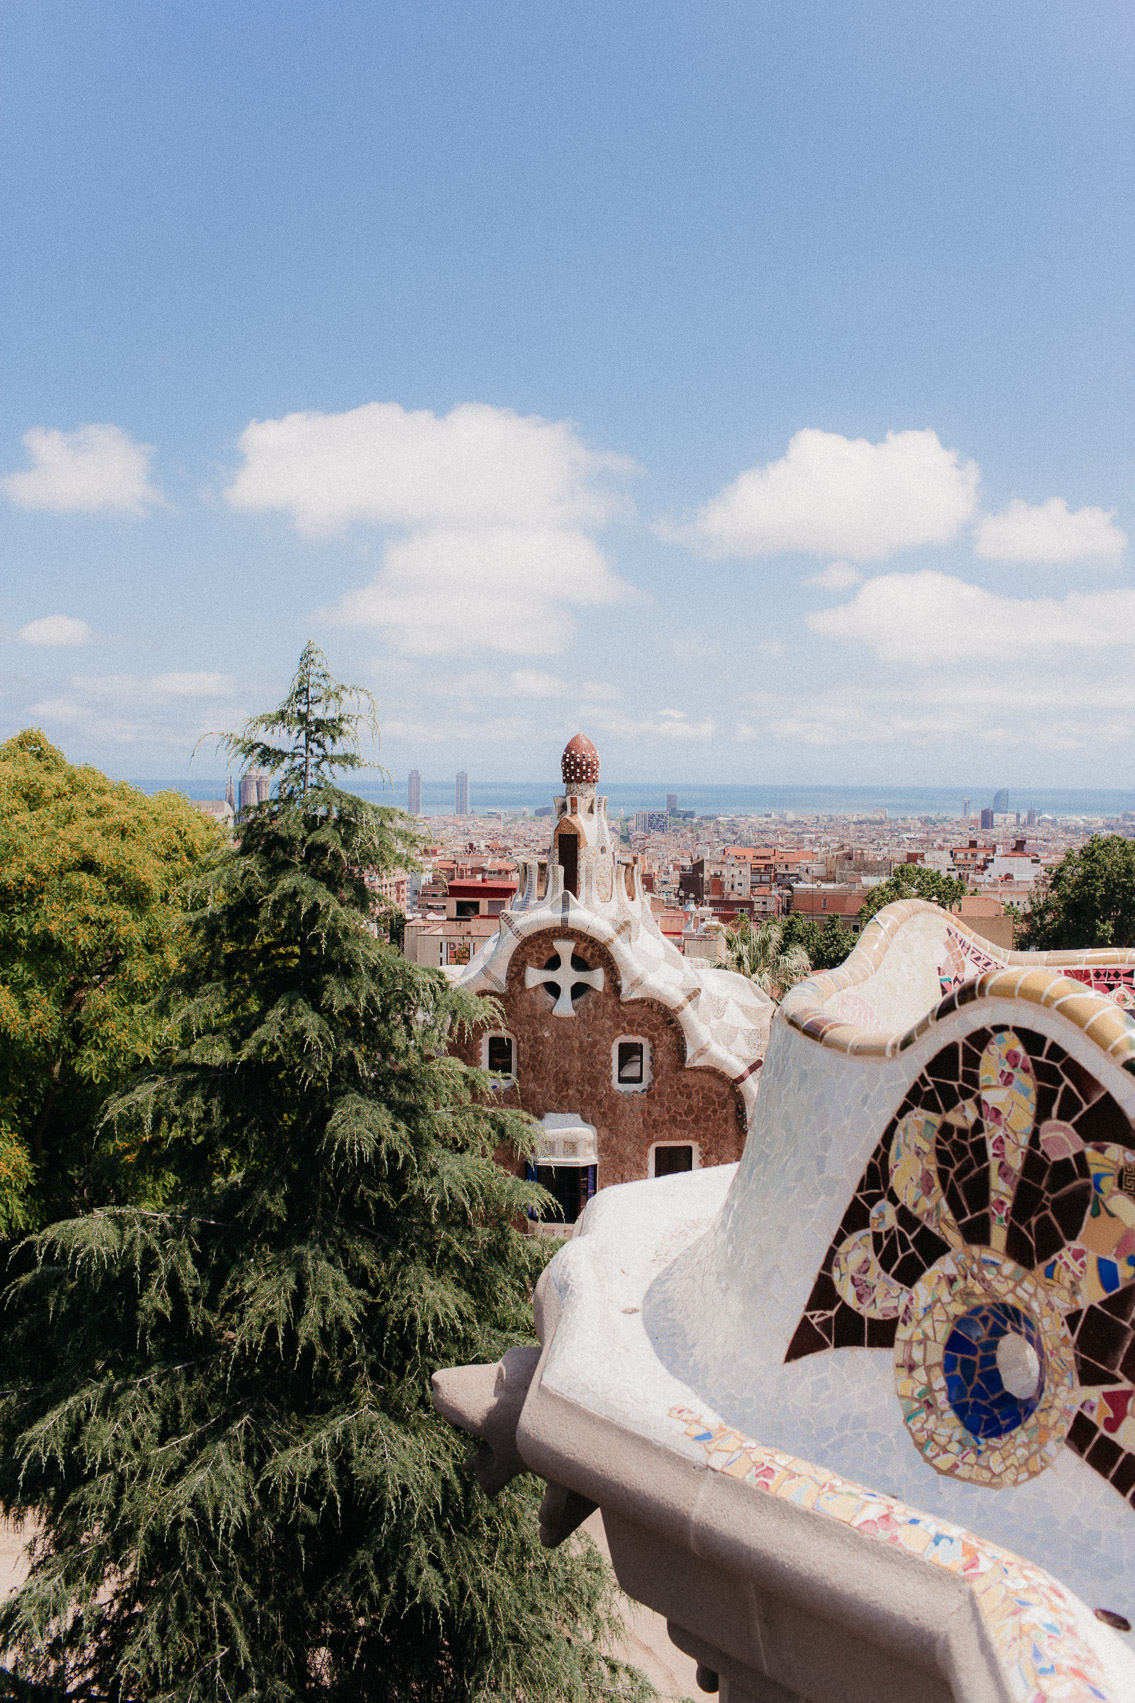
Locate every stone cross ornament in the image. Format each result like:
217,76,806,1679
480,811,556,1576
524,938,604,1017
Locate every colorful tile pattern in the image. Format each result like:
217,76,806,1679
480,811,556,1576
786,1025,1135,1506
671,1403,1110,1703
941,923,1135,1012
939,924,1003,994
895,1248,1078,1486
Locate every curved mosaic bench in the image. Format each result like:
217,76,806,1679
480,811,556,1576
434,901,1135,1701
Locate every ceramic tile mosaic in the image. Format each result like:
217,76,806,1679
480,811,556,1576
787,1023,1135,1506
942,923,1135,1010
671,1403,1110,1703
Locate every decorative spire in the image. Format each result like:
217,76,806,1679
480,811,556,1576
562,732,600,787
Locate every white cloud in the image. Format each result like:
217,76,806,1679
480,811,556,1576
670,634,721,664
227,400,639,656
68,672,239,701
18,614,91,646
737,676,1135,755
676,428,979,561
804,561,863,590
807,570,1135,664
974,497,1126,564
592,707,714,740
326,524,634,656
2,425,162,514
25,671,241,746
509,669,567,697
225,400,632,536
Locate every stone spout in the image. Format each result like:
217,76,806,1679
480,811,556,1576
431,1345,540,1496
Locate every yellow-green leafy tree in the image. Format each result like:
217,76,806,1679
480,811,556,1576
0,729,217,1229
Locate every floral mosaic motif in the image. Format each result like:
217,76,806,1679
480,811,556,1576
980,1031,1036,1242
895,1248,1078,1487
786,1025,1135,1505
671,1404,1110,1703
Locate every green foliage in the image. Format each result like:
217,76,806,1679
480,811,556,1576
723,915,811,1000
779,910,856,972
0,729,217,1232
1019,835,1135,949
0,654,649,1703
856,863,968,928
204,638,381,800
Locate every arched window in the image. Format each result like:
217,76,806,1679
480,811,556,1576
557,827,579,896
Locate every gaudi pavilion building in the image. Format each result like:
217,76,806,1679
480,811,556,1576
451,735,773,1226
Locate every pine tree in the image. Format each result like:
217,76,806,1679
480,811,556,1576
0,646,651,1703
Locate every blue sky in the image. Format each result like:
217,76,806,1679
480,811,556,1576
4,1,1135,790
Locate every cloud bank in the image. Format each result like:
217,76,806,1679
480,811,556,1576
18,615,91,646
3,425,163,514
807,570,1135,664
679,428,980,561
225,401,636,654
974,497,1126,564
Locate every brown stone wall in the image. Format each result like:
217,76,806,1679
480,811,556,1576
452,926,746,1190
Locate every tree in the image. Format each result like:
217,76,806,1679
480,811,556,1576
1019,835,1135,949
779,910,856,972
856,862,968,928
0,729,217,1232
0,646,648,1703
723,914,812,1000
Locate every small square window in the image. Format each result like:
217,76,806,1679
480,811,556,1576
487,1035,515,1076
653,1145,694,1177
617,1041,644,1084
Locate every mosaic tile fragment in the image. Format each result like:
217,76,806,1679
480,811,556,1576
787,1023,1135,1506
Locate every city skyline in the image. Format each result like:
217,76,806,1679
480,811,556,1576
5,5,1135,787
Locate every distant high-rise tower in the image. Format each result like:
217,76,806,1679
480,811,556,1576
961,798,970,821
455,770,470,816
408,769,422,814
666,793,678,813
992,788,1009,813
1027,807,1037,827
980,807,995,830
239,769,270,813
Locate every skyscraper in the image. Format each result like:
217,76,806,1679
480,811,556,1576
992,788,1009,813
455,770,469,815
408,769,422,814
666,793,678,812
980,808,995,830
961,798,971,820
239,769,270,813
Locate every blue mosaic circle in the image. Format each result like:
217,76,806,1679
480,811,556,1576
943,1302,1044,1440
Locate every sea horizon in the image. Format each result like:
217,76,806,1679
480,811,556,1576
121,775,1135,822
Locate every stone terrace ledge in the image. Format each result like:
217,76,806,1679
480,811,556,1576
434,900,1135,1703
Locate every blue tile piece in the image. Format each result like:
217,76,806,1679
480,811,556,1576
943,1302,1045,1440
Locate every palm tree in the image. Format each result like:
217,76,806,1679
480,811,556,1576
724,914,812,1001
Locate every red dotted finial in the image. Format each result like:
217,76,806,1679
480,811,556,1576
561,732,600,787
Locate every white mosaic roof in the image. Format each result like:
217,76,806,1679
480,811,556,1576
455,831,773,1113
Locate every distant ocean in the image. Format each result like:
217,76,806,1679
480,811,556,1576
126,777,1135,821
